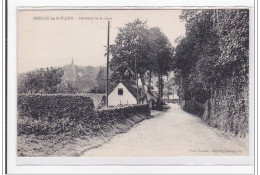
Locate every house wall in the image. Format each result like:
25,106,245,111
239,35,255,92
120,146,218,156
139,98,147,105
108,82,137,106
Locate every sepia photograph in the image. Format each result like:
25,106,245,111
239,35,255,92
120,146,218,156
17,9,249,157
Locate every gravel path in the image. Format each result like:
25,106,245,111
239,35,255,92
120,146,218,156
82,103,248,156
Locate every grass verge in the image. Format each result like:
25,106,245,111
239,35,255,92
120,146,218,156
17,114,152,157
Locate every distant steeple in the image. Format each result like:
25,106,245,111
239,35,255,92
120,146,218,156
71,57,74,65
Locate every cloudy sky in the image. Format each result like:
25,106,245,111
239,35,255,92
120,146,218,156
18,9,186,73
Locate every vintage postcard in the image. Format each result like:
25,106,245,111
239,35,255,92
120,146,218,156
17,9,250,157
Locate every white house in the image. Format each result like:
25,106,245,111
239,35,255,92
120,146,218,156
147,91,158,109
108,81,146,106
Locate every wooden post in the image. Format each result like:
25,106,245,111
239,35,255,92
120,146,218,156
167,74,169,103
158,73,162,110
135,55,139,104
148,70,152,93
106,21,110,108
178,77,181,104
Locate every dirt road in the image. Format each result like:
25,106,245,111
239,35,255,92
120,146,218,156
82,103,248,156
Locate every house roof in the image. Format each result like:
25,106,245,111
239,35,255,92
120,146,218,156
147,91,158,102
109,81,146,100
147,93,156,102
151,91,158,98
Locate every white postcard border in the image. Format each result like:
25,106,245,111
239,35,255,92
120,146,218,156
6,0,256,174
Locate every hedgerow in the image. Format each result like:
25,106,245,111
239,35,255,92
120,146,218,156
87,104,150,135
96,104,150,125
18,94,94,119
17,94,150,136
17,94,95,135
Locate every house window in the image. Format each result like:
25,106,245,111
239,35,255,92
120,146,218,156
118,88,123,95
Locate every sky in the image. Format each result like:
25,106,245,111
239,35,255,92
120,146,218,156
18,10,186,73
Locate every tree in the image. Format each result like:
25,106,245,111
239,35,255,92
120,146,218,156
110,19,174,109
173,9,249,116
18,68,65,94
110,19,153,87
215,9,249,90
173,10,220,103
96,67,106,93
148,27,174,108
56,80,78,94
164,76,176,101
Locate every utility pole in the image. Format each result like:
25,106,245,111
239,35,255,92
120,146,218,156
106,21,110,108
135,54,139,104
167,74,169,103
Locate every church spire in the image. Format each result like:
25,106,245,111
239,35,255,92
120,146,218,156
71,57,74,65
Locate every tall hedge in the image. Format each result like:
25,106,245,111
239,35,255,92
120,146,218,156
18,94,94,120
96,104,150,124
18,94,94,135
91,104,151,133
202,76,249,137
17,94,151,136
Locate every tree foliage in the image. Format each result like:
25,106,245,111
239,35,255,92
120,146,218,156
96,68,106,93
110,19,174,79
173,9,249,104
18,68,78,94
110,19,151,82
110,19,174,108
